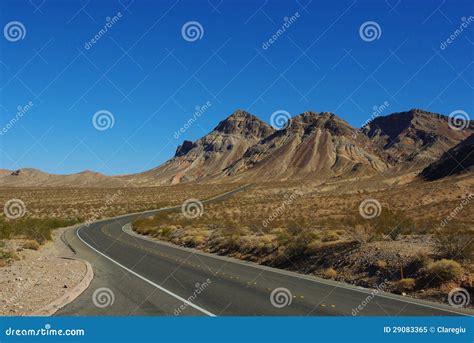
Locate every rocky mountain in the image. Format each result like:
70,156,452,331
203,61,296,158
420,134,474,181
136,110,275,184
362,109,473,166
2,108,471,187
223,111,388,181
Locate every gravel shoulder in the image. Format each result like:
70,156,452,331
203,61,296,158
0,226,87,316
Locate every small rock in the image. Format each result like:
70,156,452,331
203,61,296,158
402,292,406,296
63,284,68,288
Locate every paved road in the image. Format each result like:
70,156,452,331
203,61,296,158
58,186,472,316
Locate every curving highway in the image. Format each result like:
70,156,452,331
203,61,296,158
57,186,472,316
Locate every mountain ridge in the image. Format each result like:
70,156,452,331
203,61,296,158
2,108,472,187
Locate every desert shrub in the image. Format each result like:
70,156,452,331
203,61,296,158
376,260,387,269
274,228,291,245
374,209,415,239
221,225,246,251
323,268,337,279
346,209,415,241
22,240,40,250
342,224,376,243
321,230,339,242
255,234,275,251
395,278,416,292
426,259,463,282
0,249,18,267
159,226,175,238
0,218,79,243
413,218,439,234
285,229,318,257
305,240,322,255
407,252,430,273
434,230,473,261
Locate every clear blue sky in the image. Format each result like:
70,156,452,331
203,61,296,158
1,0,473,175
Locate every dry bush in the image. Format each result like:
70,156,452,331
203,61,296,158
395,278,416,292
344,209,416,241
0,248,18,266
426,259,463,282
434,229,473,261
283,228,319,258
376,260,387,270
22,240,40,250
305,240,322,255
321,230,339,242
323,268,337,279
0,218,78,243
0,184,238,221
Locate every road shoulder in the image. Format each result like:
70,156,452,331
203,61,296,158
0,226,93,316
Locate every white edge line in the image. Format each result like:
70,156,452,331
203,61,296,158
121,226,472,317
76,226,216,317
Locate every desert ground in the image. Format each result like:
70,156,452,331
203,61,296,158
1,171,471,308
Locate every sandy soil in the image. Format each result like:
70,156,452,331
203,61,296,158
0,227,85,316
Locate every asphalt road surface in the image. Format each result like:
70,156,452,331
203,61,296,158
57,186,472,316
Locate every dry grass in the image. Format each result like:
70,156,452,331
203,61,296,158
0,183,239,221
323,268,337,279
426,259,463,282
395,278,416,292
0,183,240,265
1,172,472,304
22,240,40,250
0,217,79,243
130,174,473,303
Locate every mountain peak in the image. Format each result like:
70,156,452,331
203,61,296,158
289,111,354,137
175,140,196,157
213,110,275,137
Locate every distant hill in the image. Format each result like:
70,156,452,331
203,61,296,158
0,168,126,188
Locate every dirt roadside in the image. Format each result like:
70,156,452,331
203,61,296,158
0,226,92,316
